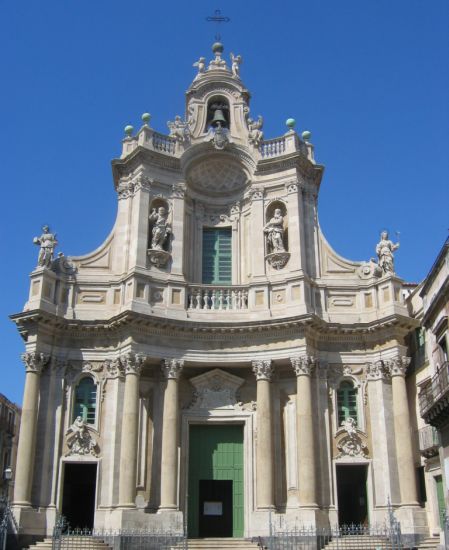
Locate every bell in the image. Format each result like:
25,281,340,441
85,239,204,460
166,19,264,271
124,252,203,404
211,108,227,127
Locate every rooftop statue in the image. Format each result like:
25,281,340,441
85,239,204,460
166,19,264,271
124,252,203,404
149,207,171,250
33,225,57,268
193,56,206,78
376,230,400,274
230,52,242,78
167,115,190,143
264,209,286,253
247,116,264,147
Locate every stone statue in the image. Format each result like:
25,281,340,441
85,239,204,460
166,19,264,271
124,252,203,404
264,209,286,252
376,231,399,274
341,416,357,437
230,53,242,78
149,207,171,250
66,416,98,456
33,225,57,268
167,115,190,142
193,56,206,76
247,116,264,146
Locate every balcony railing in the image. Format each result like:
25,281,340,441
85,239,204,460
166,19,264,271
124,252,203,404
187,285,248,311
419,362,449,422
259,137,286,158
418,425,440,458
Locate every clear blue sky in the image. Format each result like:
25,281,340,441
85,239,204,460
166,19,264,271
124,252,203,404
1,0,448,404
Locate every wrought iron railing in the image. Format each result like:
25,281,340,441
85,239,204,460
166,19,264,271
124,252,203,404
0,497,17,550
418,425,441,457
444,510,449,549
419,362,449,416
187,285,249,311
52,514,187,550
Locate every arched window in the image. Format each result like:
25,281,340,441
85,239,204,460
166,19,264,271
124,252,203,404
337,381,358,426
73,377,97,424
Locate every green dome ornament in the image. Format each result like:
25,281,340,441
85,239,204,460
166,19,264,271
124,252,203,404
286,118,296,131
212,41,224,54
124,125,134,137
141,113,151,125
302,130,312,141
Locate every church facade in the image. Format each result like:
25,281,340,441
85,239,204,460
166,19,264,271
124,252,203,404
11,42,430,544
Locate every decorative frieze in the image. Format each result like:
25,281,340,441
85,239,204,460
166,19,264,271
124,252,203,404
161,358,184,379
252,359,274,381
21,352,50,373
290,355,316,377
187,368,244,410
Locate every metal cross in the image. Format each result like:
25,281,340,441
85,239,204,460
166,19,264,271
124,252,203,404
206,9,230,41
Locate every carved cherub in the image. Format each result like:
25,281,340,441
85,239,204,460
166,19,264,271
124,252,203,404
341,416,357,438
230,53,242,78
247,115,264,146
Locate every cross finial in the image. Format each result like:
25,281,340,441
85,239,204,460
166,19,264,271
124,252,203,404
206,9,230,41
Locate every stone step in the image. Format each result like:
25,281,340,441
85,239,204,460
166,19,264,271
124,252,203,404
26,538,112,550
416,536,440,549
323,536,393,550
183,539,260,549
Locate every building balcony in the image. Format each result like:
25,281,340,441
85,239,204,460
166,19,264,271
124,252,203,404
418,425,440,458
419,362,449,427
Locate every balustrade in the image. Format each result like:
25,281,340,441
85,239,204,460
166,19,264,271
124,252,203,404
259,137,286,158
187,285,248,311
419,362,449,416
152,132,177,154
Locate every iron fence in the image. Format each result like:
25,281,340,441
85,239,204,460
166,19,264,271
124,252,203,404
52,515,188,550
0,497,17,550
444,511,449,550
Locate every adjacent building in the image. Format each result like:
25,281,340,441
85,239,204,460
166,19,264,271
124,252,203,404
0,393,21,501
10,42,434,546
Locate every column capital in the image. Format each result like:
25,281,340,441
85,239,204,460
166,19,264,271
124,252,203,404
290,355,316,377
252,359,274,381
21,351,50,373
161,358,184,380
119,352,145,376
366,361,388,381
386,356,411,377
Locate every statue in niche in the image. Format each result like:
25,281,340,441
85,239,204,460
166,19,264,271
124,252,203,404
149,206,171,250
376,230,399,274
247,116,264,147
193,56,206,77
264,209,286,252
66,416,98,457
230,53,242,78
167,115,190,142
33,225,58,268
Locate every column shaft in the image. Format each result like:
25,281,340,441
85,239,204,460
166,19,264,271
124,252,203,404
160,377,179,510
256,378,274,508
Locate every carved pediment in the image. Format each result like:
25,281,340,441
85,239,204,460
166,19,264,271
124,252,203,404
188,368,245,410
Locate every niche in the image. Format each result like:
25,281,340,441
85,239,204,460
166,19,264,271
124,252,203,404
147,199,171,269
204,96,231,131
264,201,290,270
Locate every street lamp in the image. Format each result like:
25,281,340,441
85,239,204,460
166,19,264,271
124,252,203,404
2,469,12,499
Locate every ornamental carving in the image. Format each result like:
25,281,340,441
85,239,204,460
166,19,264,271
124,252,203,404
104,358,124,379
21,352,50,373
66,417,99,457
249,188,264,202
118,353,145,375
161,358,184,380
290,355,316,377
336,417,368,459
252,359,274,381
366,361,390,381
385,356,411,377
187,369,245,410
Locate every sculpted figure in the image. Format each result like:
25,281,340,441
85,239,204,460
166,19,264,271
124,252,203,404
376,230,399,274
167,115,190,142
341,416,357,437
193,56,206,76
67,416,98,456
33,225,57,267
247,116,264,146
264,209,286,252
149,206,171,250
230,53,242,78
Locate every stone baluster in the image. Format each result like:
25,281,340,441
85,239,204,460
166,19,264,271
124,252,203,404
14,352,50,506
252,359,275,509
118,352,145,507
291,355,317,507
159,358,184,511
387,356,419,506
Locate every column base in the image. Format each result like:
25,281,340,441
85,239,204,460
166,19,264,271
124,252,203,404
158,505,178,513
117,503,136,509
396,505,428,548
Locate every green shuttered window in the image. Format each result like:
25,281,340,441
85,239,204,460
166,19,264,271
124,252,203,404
73,377,97,424
337,381,358,425
202,228,232,284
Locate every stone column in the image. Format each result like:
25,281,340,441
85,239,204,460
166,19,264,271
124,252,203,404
14,352,49,506
291,355,317,507
252,359,275,509
159,358,183,512
388,356,419,506
118,353,144,508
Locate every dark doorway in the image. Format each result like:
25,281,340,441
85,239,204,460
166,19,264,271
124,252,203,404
336,465,368,525
62,463,97,529
198,479,233,537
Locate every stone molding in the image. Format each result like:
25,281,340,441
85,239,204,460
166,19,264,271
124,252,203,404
187,368,245,410
21,351,50,373
385,356,411,377
118,352,145,376
252,359,274,381
290,355,316,377
161,358,184,380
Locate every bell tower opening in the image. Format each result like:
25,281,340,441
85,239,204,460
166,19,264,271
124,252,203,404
205,96,230,131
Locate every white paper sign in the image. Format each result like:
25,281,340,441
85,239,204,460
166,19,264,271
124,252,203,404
204,501,223,516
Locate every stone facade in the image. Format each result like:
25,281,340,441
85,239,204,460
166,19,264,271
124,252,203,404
10,42,431,543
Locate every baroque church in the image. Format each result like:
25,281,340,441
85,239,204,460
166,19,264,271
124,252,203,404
10,41,431,546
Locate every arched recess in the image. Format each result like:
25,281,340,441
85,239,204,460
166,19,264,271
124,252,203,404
332,374,366,434
264,200,288,254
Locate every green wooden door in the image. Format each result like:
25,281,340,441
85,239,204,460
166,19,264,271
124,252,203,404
188,424,244,537
435,475,445,529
